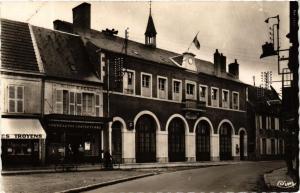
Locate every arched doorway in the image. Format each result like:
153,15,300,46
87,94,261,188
168,118,185,162
239,130,245,160
196,121,211,161
219,123,232,160
135,115,156,163
111,121,122,163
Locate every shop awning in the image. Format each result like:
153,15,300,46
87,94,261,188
1,118,46,139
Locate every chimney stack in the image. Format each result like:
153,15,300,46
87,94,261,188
214,49,228,76
72,2,91,33
220,53,226,73
229,59,239,79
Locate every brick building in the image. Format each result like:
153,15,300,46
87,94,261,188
1,2,255,166
52,3,249,163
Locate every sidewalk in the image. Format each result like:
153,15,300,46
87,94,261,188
1,160,246,175
264,167,299,192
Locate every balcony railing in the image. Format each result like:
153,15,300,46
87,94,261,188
181,99,206,112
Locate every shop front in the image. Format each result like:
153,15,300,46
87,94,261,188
44,114,109,164
1,118,46,167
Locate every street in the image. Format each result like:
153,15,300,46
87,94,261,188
85,161,285,193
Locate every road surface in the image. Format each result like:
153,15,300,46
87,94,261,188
84,161,285,192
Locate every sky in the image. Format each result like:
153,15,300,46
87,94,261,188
1,1,291,93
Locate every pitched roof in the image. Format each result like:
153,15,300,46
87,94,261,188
53,20,244,83
31,25,100,82
145,14,157,37
1,19,39,73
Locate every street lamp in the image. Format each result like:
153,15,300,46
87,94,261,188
260,15,289,75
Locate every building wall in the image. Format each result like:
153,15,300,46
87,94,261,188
103,52,248,163
44,80,103,116
1,74,42,115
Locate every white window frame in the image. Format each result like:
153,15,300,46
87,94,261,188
232,91,239,110
123,69,135,95
199,84,208,104
140,72,152,97
211,87,219,107
82,92,95,116
185,80,197,100
8,85,24,113
221,89,229,108
157,75,168,99
172,79,182,102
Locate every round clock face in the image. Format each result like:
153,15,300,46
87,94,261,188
188,58,193,64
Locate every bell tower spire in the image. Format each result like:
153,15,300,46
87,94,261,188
145,0,157,48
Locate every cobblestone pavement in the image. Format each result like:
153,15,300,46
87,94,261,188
0,170,150,193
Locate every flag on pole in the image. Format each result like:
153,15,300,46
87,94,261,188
193,33,200,49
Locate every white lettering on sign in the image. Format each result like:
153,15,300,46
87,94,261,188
1,134,43,139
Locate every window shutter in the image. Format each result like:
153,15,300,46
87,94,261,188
56,90,63,114
8,85,15,112
63,90,69,114
16,86,24,112
69,92,75,115
95,94,100,117
76,93,82,115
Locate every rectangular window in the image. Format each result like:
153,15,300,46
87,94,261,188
141,73,152,97
76,93,82,115
185,81,196,100
271,139,275,154
142,74,150,88
259,115,263,129
232,92,239,110
211,87,219,107
158,77,167,99
199,85,208,104
222,90,229,108
83,93,94,116
275,118,280,130
123,70,135,94
8,85,24,113
172,80,182,102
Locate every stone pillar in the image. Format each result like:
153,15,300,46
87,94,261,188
156,131,168,163
244,134,248,157
232,134,240,160
108,122,112,155
211,134,219,161
185,132,195,162
122,130,135,163
40,139,46,165
100,129,104,159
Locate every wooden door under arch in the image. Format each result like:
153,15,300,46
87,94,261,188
219,123,232,160
168,118,185,162
196,121,210,161
135,115,156,163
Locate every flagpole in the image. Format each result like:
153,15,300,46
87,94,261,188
187,31,199,52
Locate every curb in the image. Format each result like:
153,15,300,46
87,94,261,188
1,168,103,176
55,173,157,193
